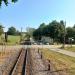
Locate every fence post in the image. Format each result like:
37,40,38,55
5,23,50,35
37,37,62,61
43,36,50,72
48,60,50,71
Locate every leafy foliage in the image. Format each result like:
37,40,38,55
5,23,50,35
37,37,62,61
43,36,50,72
7,26,17,35
0,25,4,36
33,23,46,40
66,27,75,43
24,32,30,40
0,0,18,6
26,27,35,38
33,20,65,43
7,26,20,36
33,20,75,43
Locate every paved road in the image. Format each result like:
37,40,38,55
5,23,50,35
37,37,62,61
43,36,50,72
49,48,75,58
24,45,75,58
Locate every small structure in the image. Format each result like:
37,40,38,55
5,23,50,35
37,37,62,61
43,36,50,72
24,40,31,45
41,36,53,44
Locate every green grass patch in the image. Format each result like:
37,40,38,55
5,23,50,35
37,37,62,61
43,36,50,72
40,48,75,75
7,35,20,45
62,46,75,52
0,34,22,45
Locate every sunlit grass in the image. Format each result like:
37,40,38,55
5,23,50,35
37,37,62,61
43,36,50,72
0,35,20,45
7,35,20,45
40,48,75,75
63,46,75,52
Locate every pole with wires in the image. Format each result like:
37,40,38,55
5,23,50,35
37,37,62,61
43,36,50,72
63,21,66,48
20,27,23,43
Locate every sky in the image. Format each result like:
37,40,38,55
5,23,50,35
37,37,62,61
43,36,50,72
0,0,75,32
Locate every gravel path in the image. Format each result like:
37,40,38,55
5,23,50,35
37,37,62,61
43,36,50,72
31,49,48,75
0,47,22,75
25,47,68,75
30,48,58,75
30,45,75,58
48,48,75,58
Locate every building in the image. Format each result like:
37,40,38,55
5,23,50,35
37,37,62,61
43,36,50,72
41,36,53,44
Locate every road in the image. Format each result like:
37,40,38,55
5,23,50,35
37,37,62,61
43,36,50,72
24,45,75,58
48,48,75,58
0,45,75,58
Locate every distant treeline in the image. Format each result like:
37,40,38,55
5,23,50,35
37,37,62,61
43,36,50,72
33,20,75,43
0,26,26,36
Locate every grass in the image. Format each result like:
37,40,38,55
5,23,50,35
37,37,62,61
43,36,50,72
40,48,75,75
63,46,75,52
7,35,20,45
0,35,20,45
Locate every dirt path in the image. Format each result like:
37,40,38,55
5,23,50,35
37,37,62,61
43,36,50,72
29,48,61,75
30,45,75,58
49,48,75,58
31,49,47,75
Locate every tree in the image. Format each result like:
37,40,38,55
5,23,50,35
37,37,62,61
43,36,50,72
42,25,49,36
33,29,40,40
59,20,66,43
7,26,17,35
33,20,67,43
73,24,75,28
16,30,20,35
60,20,65,26
66,27,74,38
26,27,35,38
39,23,46,28
0,24,4,44
66,27,75,38
0,0,18,6
48,20,64,42
33,20,65,43
5,32,8,42
33,23,46,40
66,27,75,44
25,32,30,40
0,25,4,36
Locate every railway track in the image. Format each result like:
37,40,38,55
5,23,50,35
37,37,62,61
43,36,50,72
11,48,27,75
1,47,68,75
10,48,27,75
1,47,28,75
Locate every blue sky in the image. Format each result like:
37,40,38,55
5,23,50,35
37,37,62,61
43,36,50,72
0,0,75,31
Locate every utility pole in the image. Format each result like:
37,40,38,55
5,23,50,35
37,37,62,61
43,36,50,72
5,32,8,42
20,27,22,42
63,21,66,48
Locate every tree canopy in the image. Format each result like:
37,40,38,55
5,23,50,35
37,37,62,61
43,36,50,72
33,20,65,43
7,26,17,35
66,27,75,39
33,20,75,43
0,25,4,36
26,27,35,38
0,0,18,6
